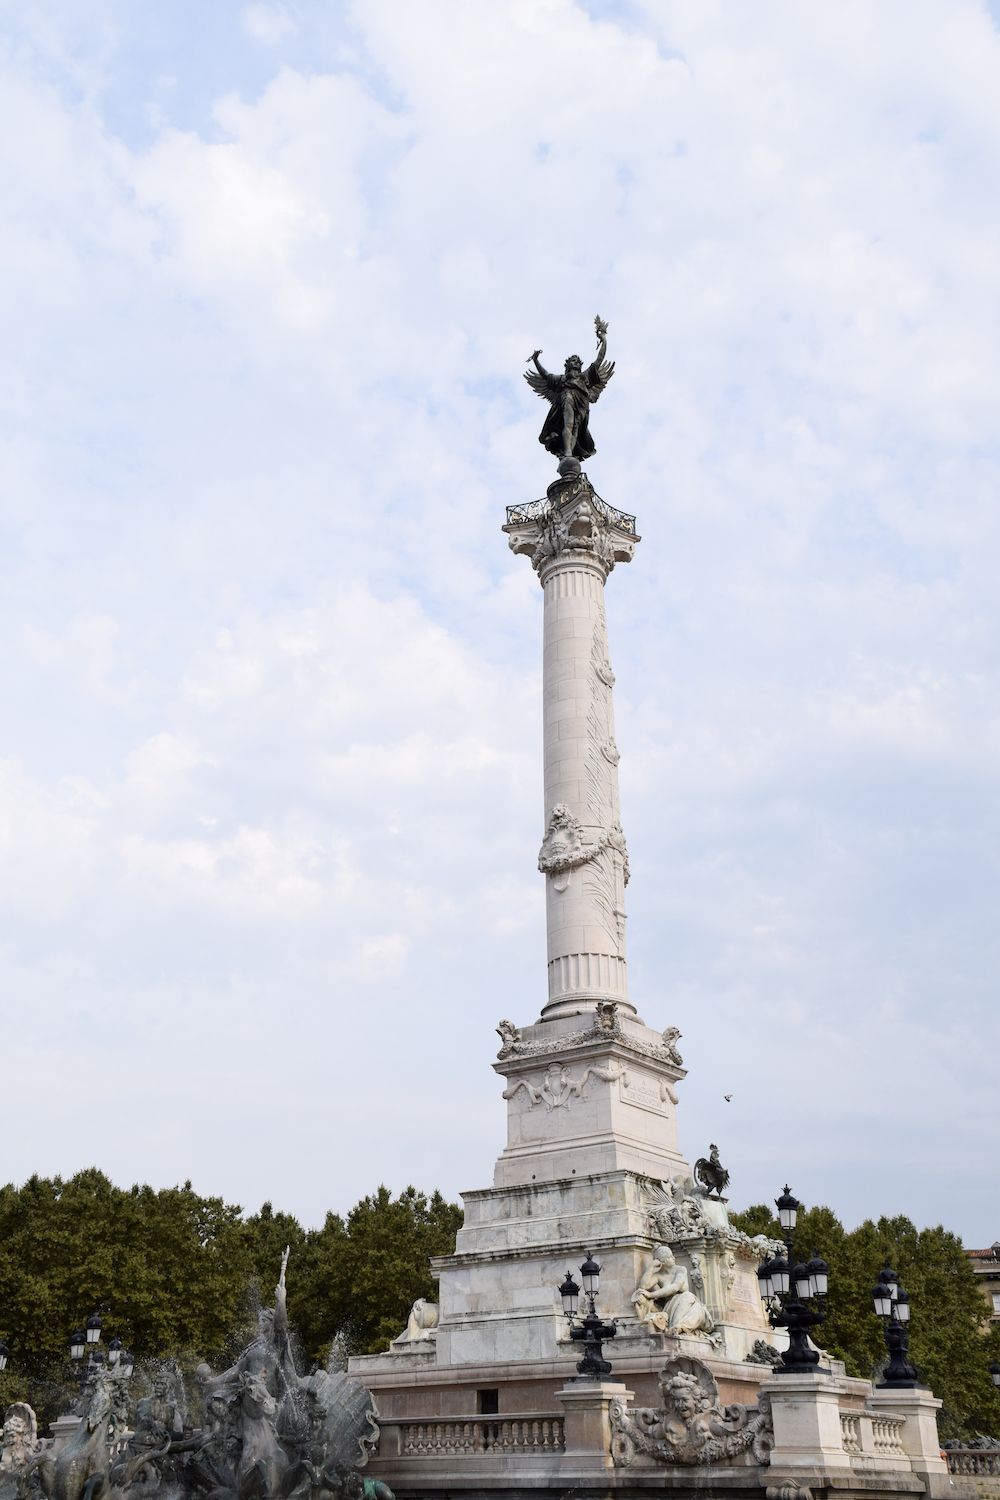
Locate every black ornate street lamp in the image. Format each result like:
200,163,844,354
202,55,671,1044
989,1361,1000,1391
558,1252,617,1380
0,1339,9,1372
872,1266,919,1389
756,1186,829,1375
68,1312,132,1408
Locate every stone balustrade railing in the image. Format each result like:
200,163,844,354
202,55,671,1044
394,1414,565,1458
946,1449,1000,1476
870,1412,907,1458
839,1408,907,1463
840,1412,862,1455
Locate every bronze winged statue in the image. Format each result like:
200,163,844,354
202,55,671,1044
525,315,615,462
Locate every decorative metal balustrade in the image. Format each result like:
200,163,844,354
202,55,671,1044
505,492,637,535
396,1414,565,1457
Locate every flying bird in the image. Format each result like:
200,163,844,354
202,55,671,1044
723,1094,733,1102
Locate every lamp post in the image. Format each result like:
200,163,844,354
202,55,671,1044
0,1339,9,1372
68,1312,133,1409
872,1265,918,1389
558,1252,618,1380
756,1186,829,1375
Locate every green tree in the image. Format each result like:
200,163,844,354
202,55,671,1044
293,1186,462,1359
731,1198,1000,1441
0,1169,469,1423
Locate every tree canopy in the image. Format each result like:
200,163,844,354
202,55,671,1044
0,1170,460,1429
730,1201,1000,1440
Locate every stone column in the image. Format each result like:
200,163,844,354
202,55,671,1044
504,473,639,1021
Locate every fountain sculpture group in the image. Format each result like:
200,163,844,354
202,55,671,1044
0,1255,389,1500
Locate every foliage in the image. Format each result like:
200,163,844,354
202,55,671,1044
0,1170,462,1430
731,1201,1000,1441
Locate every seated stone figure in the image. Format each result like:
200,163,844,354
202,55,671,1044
631,1246,714,1336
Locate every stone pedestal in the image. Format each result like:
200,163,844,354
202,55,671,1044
870,1384,949,1489
764,1372,853,1472
556,1380,634,1472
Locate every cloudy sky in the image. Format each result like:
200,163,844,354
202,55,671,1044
2,0,999,1246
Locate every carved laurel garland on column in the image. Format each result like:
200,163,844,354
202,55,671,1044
609,1355,773,1468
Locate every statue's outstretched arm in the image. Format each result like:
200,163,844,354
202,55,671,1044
594,315,608,366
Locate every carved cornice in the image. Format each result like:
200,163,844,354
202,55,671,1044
496,1006,686,1074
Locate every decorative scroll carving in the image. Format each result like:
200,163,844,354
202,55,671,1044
631,1246,714,1335
502,1059,620,1112
609,1355,773,1468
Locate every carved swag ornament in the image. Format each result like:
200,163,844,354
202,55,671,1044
610,1355,773,1468
537,804,628,892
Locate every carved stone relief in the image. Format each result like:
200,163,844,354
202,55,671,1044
538,802,630,925
609,1355,773,1468
527,483,620,575
537,803,586,888
502,1059,620,1112
582,843,627,953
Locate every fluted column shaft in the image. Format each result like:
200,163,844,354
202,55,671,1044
503,475,639,1021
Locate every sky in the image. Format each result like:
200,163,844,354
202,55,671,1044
2,0,999,1246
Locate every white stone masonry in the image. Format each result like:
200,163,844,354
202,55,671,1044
504,476,639,1021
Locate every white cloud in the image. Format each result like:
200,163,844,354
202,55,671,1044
243,4,297,46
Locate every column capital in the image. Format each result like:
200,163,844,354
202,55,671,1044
503,472,640,582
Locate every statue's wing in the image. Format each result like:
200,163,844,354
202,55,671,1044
524,368,561,401
586,358,615,401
